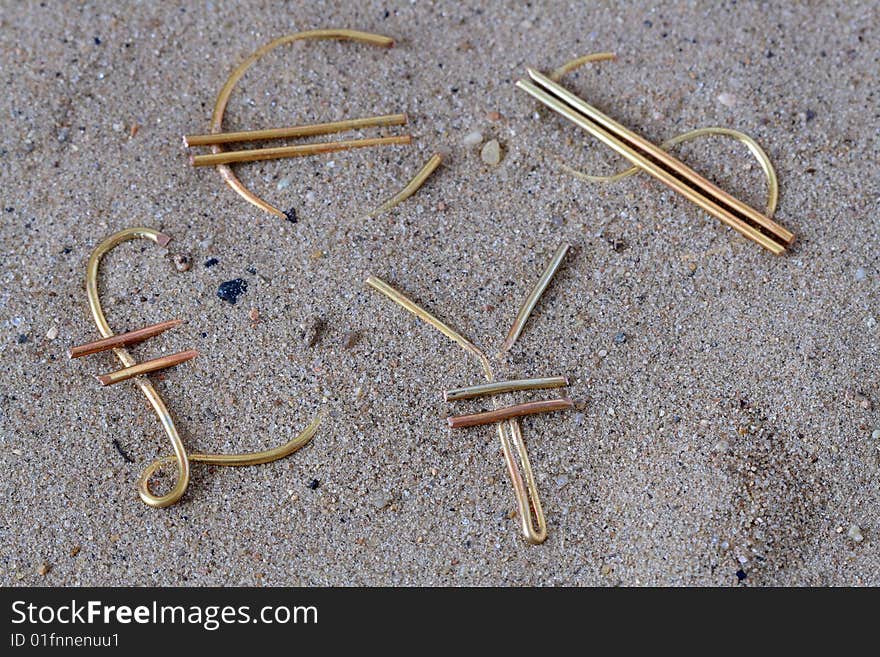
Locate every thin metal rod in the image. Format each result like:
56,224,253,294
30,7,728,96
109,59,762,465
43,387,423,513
184,113,408,147
366,275,493,380
518,69,793,254
445,376,568,402
191,134,412,167
447,398,573,428
502,243,570,352
68,319,183,359
95,349,199,386
368,152,444,217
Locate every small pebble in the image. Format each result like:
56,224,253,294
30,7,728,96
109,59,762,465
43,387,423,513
487,111,502,121
551,215,564,227
45,326,58,340
600,564,612,576
481,139,502,165
371,491,392,509
872,429,880,440
854,267,866,281
276,175,293,191
847,524,863,543
717,92,738,107
217,278,248,305
249,308,260,323
57,127,70,142
735,569,747,581
204,257,219,268
17,334,28,344
307,479,320,490
614,331,627,344
462,130,483,147
38,562,51,576
172,254,191,272
303,316,326,348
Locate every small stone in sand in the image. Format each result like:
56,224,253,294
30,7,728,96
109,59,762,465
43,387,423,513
847,524,864,542
614,331,627,344
481,139,502,165
307,479,320,490
38,562,51,576
371,491,392,509
45,326,58,340
487,111,502,121
172,254,191,272
872,428,880,440
462,130,483,147
717,92,737,107
217,279,248,305
249,308,260,323
303,316,326,348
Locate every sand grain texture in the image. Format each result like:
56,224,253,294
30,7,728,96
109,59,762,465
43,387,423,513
0,0,877,585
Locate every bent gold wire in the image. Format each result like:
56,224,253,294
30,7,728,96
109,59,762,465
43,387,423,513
537,53,782,236
209,29,395,218
86,227,322,508
557,127,779,218
365,275,549,543
368,152,444,217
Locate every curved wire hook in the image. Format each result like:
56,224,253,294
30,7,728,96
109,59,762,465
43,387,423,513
548,53,779,218
210,29,395,218
87,227,322,508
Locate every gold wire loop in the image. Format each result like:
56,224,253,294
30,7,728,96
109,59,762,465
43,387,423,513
210,29,395,218
86,227,322,508
548,53,779,218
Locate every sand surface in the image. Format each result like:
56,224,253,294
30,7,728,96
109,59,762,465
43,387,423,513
1,1,878,586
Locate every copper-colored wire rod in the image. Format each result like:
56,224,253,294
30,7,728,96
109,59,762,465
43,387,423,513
183,113,408,147
190,134,412,167
447,398,573,429
95,349,199,386
444,376,569,402
517,68,794,255
502,243,570,352
68,319,183,359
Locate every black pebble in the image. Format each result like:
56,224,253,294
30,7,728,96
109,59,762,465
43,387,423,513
217,278,248,305
284,207,298,223
307,479,320,490
614,331,627,344
736,569,747,581
204,257,219,268
17,334,28,344
94,37,101,45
